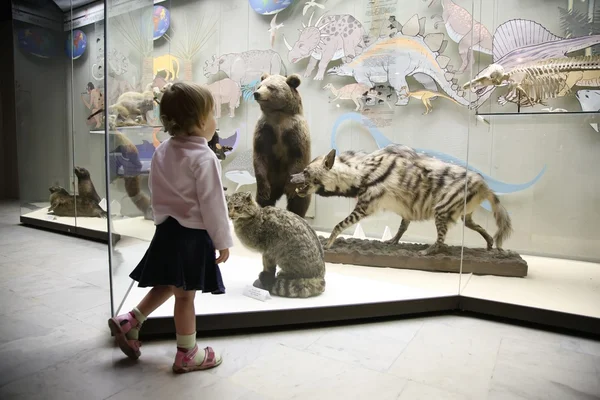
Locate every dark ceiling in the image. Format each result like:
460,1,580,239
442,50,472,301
52,0,97,12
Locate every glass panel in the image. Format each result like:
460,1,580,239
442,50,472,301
69,2,108,234
462,0,600,318
13,0,73,229
109,0,467,319
105,0,155,314
14,0,109,238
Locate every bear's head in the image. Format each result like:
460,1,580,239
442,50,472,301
253,73,302,114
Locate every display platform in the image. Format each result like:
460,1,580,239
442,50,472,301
461,255,600,319
322,237,528,277
20,204,117,242
109,217,600,335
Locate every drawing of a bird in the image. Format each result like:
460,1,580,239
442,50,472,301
268,13,284,48
303,0,325,16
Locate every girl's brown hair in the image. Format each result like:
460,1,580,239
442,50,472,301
159,82,215,137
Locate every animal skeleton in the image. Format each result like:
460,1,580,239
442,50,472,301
463,55,600,107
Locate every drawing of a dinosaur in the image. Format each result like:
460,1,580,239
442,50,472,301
398,85,463,114
283,12,368,80
468,19,600,109
326,14,471,108
323,82,371,111
426,0,493,74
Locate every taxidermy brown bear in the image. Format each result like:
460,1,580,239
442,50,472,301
252,73,311,218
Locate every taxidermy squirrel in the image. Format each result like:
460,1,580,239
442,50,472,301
226,191,326,298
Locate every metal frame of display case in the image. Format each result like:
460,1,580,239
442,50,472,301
133,296,600,339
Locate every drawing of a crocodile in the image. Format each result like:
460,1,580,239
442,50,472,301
463,55,600,107
283,12,368,80
326,14,471,108
468,19,600,109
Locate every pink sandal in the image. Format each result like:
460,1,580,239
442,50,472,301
172,345,222,374
107,312,142,360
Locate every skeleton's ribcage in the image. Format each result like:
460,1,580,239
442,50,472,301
503,72,570,105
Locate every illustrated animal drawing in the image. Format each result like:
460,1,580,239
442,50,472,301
283,12,368,80
203,50,287,88
206,78,242,118
326,14,470,108
227,191,326,298
426,0,493,73
153,54,180,81
399,85,463,114
322,82,371,111
290,145,513,256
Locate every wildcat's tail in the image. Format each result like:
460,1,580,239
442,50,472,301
271,276,326,298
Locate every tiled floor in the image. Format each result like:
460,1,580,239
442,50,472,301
0,201,599,400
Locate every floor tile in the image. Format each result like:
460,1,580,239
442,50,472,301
387,319,501,399
397,381,471,400
488,337,600,400
0,321,106,386
0,344,165,400
33,284,108,315
229,344,407,399
0,270,86,298
304,323,412,372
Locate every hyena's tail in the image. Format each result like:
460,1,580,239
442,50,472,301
487,191,513,249
271,276,326,298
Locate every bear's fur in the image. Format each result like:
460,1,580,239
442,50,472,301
252,73,311,218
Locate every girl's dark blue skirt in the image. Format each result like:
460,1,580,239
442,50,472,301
129,216,226,294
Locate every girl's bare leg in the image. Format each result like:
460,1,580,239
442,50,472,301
173,286,196,335
172,287,222,373
137,285,174,317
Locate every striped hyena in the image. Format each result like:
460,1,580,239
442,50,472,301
290,144,512,255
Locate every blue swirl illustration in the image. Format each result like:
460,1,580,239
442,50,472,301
330,113,546,211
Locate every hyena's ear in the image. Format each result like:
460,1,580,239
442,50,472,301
260,73,270,81
323,149,336,170
286,74,301,89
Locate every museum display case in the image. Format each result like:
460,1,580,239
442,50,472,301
105,0,599,336
12,0,598,335
13,0,112,242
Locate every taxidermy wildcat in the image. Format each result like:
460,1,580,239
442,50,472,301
226,191,326,298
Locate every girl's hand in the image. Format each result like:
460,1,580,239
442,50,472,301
216,248,230,264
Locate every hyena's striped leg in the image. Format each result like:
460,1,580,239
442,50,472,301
419,214,451,256
258,254,277,290
385,219,411,245
462,213,493,250
325,202,374,249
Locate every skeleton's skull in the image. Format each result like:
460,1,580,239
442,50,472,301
462,64,508,91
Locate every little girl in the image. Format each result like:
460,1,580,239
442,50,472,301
108,82,233,374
